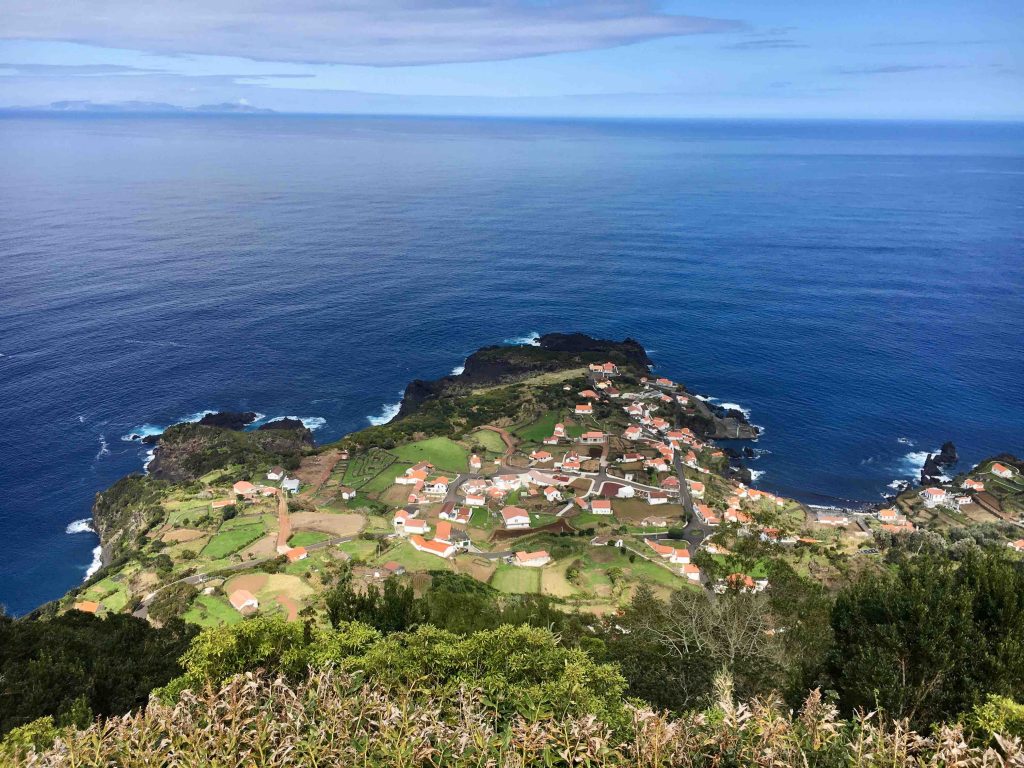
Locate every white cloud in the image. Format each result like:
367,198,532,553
1,0,743,66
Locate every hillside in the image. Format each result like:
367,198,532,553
5,333,1024,762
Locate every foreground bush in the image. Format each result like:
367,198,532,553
9,670,1022,767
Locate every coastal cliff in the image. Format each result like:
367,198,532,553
396,332,653,419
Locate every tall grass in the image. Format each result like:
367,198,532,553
12,671,1022,767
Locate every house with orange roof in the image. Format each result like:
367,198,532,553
229,589,258,614
687,480,705,498
695,504,720,526
920,486,949,508
877,507,904,523
591,499,613,515
647,540,674,557
580,431,605,444
424,476,450,495
991,463,1015,479
1008,539,1024,553
409,534,456,559
681,563,701,582
661,476,680,490
725,508,752,525
469,454,482,471
395,468,429,486
530,449,553,463
579,389,600,399
646,490,669,506
553,423,567,438
434,521,453,543
514,550,551,567
286,547,307,562
543,434,561,445
501,506,531,529
645,458,670,473
619,452,645,463
623,425,643,441
464,492,486,506
962,478,985,492
232,480,257,497
667,546,690,565
683,451,698,468
544,486,562,503
574,403,593,415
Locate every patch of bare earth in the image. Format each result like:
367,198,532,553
226,573,269,595
239,534,279,560
162,528,206,543
290,512,364,537
275,594,299,621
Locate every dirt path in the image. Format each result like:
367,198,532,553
275,489,291,552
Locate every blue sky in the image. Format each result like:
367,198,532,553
1,0,1021,118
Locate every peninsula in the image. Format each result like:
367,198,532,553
42,332,1023,627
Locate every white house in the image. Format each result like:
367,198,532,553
410,534,456,559
574,403,593,415
920,487,949,508
991,463,1015,479
266,466,285,481
623,425,643,441
281,477,300,494
544,486,562,503
514,550,551,567
553,423,567,438
339,486,357,501
580,431,605,444
228,589,259,615
646,491,670,506
469,454,482,471
591,499,613,515
501,506,531,529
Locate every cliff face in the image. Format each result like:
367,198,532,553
396,332,653,420
148,422,313,483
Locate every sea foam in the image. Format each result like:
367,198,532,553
504,331,541,346
451,365,465,376
368,399,402,426
84,546,103,581
66,518,94,535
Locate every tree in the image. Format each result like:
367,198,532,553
828,551,1024,727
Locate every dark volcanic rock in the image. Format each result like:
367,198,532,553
198,411,258,430
920,441,958,485
937,441,958,466
724,464,753,485
395,332,654,421
258,417,306,432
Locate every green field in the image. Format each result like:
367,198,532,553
468,428,507,454
343,447,397,490
375,541,453,572
288,530,330,548
514,411,562,443
184,594,243,628
392,437,469,473
201,523,266,559
490,565,542,593
337,539,380,560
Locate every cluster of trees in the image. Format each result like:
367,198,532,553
5,549,1024,749
0,611,196,738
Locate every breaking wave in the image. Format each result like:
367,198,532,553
84,546,103,581
66,518,94,535
503,331,540,346
749,469,765,483
95,434,110,460
451,365,465,376
368,394,403,426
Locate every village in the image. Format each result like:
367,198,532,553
69,361,1024,626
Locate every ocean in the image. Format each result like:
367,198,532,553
1,115,1022,615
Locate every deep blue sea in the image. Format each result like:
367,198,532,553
1,115,1022,615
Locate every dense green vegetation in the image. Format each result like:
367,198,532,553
0,611,195,737
5,552,1024,762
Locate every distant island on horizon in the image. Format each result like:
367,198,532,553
1,100,275,115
